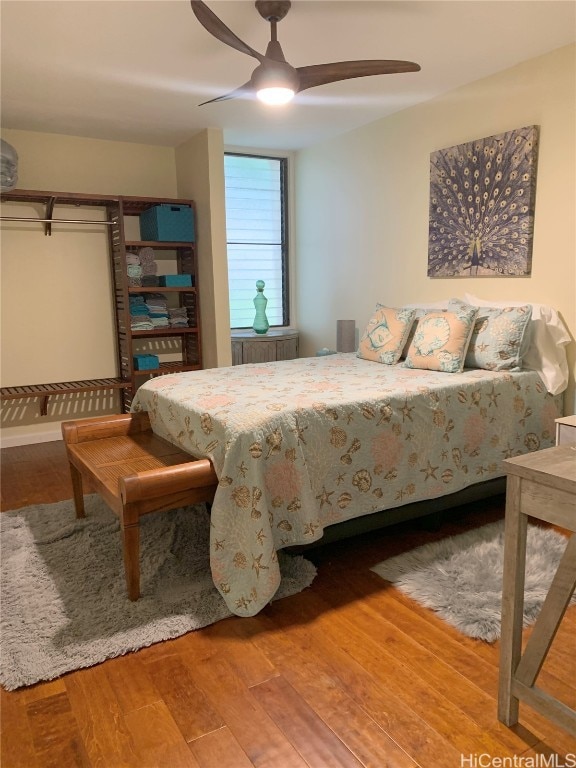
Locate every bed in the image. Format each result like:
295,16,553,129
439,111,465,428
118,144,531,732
131,345,564,617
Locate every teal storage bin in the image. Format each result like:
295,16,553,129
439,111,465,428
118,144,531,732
158,274,193,287
139,204,195,242
133,354,160,371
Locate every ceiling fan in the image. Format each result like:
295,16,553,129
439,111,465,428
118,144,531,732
191,0,421,106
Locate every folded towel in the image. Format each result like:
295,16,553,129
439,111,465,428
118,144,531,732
139,247,156,263
130,320,154,331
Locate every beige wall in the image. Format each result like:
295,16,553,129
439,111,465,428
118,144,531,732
0,129,178,197
294,44,576,411
0,128,230,446
176,129,231,369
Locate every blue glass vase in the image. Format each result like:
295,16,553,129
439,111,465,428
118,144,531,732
252,280,270,335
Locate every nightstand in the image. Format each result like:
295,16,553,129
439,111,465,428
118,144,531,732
556,415,576,446
231,328,299,365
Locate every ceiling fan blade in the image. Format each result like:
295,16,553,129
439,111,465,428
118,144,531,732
198,82,252,107
191,1,264,63
296,60,421,93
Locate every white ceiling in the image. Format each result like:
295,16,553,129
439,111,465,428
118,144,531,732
1,1,575,151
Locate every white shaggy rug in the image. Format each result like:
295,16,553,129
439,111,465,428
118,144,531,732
371,520,574,642
0,495,316,690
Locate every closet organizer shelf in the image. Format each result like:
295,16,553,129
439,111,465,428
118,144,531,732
0,188,119,236
112,194,201,411
0,189,125,414
0,379,130,417
125,241,193,249
131,328,199,337
133,362,201,376
129,287,197,293
0,190,202,415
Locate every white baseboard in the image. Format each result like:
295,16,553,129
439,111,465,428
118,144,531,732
0,429,63,449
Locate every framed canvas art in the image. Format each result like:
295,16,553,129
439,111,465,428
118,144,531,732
427,125,539,277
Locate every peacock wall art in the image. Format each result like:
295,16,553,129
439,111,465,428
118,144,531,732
427,125,539,278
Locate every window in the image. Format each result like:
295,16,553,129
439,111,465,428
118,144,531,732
224,153,288,329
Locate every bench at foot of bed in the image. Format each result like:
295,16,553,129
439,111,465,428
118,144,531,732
61,413,218,600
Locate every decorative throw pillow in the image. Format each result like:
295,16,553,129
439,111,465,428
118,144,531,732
357,306,417,365
400,307,440,359
448,298,532,371
464,293,570,395
404,305,478,373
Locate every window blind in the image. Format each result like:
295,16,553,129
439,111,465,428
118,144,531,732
224,154,287,328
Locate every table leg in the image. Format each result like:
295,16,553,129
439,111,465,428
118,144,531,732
498,474,528,725
515,535,576,686
119,495,142,600
121,516,141,601
69,462,85,519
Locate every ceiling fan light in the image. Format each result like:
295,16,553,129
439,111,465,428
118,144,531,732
251,59,299,106
257,86,295,105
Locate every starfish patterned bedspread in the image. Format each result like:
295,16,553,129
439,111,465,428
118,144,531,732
131,354,561,616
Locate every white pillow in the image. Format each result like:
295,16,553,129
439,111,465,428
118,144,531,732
463,293,570,395
403,300,451,310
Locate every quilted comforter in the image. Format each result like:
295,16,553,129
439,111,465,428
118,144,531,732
132,354,562,616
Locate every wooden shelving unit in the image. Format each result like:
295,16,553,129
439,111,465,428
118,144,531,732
109,195,202,411
0,189,202,415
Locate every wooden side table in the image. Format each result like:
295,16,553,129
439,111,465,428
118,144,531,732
231,328,299,365
556,415,576,446
498,445,576,736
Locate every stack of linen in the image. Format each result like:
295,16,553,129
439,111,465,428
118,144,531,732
129,295,153,331
168,307,189,328
126,252,142,287
139,247,159,287
145,293,169,329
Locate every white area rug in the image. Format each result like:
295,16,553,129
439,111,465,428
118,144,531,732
371,520,573,642
0,495,316,690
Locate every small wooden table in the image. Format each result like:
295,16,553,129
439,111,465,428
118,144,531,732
231,328,299,365
498,445,576,736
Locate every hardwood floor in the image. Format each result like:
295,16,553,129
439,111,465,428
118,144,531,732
1,440,574,767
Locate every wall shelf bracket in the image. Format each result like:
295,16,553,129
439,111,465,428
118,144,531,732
45,197,56,236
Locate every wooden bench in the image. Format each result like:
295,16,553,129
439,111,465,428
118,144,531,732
61,413,218,600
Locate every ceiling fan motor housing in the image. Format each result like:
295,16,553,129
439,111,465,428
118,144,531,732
255,1,291,22
250,58,299,93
